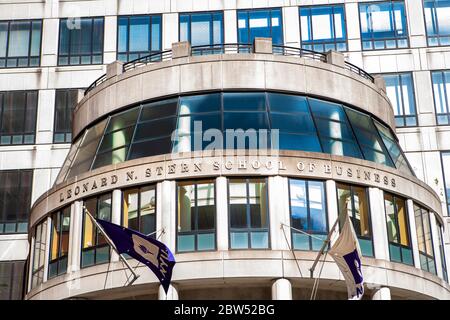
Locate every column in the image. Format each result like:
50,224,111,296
43,216,52,282
224,9,237,44
430,214,444,279
268,176,290,250
369,188,389,261
282,6,300,47
407,200,421,269
326,180,339,246
161,180,176,253
405,0,427,48
372,287,391,300
159,284,179,300
68,200,83,273
163,13,178,50
103,16,117,64
27,236,35,293
110,189,122,262
271,278,292,300
216,177,229,251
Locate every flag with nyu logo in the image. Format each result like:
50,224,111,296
329,215,364,300
96,219,176,293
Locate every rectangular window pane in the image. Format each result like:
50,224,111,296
54,89,79,143
237,8,283,45
424,0,450,46
59,17,104,65
432,71,450,125
0,261,25,300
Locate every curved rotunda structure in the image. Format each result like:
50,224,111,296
26,39,450,300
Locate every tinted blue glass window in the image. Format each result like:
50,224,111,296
300,5,347,52
223,92,266,111
290,179,327,251
431,70,450,125
0,20,42,68
382,73,417,127
359,1,408,50
58,17,104,65
117,15,161,62
179,93,221,114
424,0,450,46
237,8,283,46
179,12,223,50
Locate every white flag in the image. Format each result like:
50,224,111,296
329,215,364,300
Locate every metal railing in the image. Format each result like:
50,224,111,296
122,49,173,72
272,45,327,62
344,61,375,83
84,43,375,95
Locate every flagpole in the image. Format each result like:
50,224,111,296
83,205,140,286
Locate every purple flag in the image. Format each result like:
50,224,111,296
96,218,176,293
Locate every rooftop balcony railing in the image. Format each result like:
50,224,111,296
84,39,375,96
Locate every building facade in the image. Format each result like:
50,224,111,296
0,0,449,300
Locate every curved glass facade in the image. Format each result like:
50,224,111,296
56,91,414,184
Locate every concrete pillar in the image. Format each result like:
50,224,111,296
159,284,179,300
106,61,124,79
372,287,391,300
369,188,390,261
27,236,35,293
268,176,291,250
326,180,339,246
161,180,176,253
103,16,117,64
216,177,229,251
430,214,444,279
283,6,300,47
163,13,178,51
69,201,83,273
111,189,122,262
253,37,273,54
272,278,292,300
344,3,362,52
172,41,191,59
407,200,421,269
224,9,237,44
326,51,345,68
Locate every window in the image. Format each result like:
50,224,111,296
289,179,327,251
229,178,269,249
337,183,373,257
384,193,413,265
0,20,42,68
0,170,33,234
81,193,112,268
382,73,417,127
436,221,448,282
123,185,156,236
58,17,104,65
48,207,70,279
31,219,47,289
414,204,436,274
441,152,450,215
179,12,223,50
359,1,409,50
300,5,347,52
54,89,79,143
0,90,37,145
177,180,215,252
424,0,450,46
431,70,450,125
0,261,25,300
238,8,283,49
117,15,162,62
92,107,139,169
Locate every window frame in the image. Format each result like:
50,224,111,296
414,204,437,274
0,90,38,146
0,19,43,68
175,179,217,253
57,16,105,66
288,178,329,251
299,4,348,52
121,184,157,236
336,182,374,257
47,206,71,279
31,218,47,289
80,193,112,269
358,0,410,51
378,72,418,127
227,177,271,250
423,0,450,47
431,69,450,126
53,88,81,144
383,191,414,265
441,151,450,216
116,14,162,63
236,7,284,47
178,11,225,49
